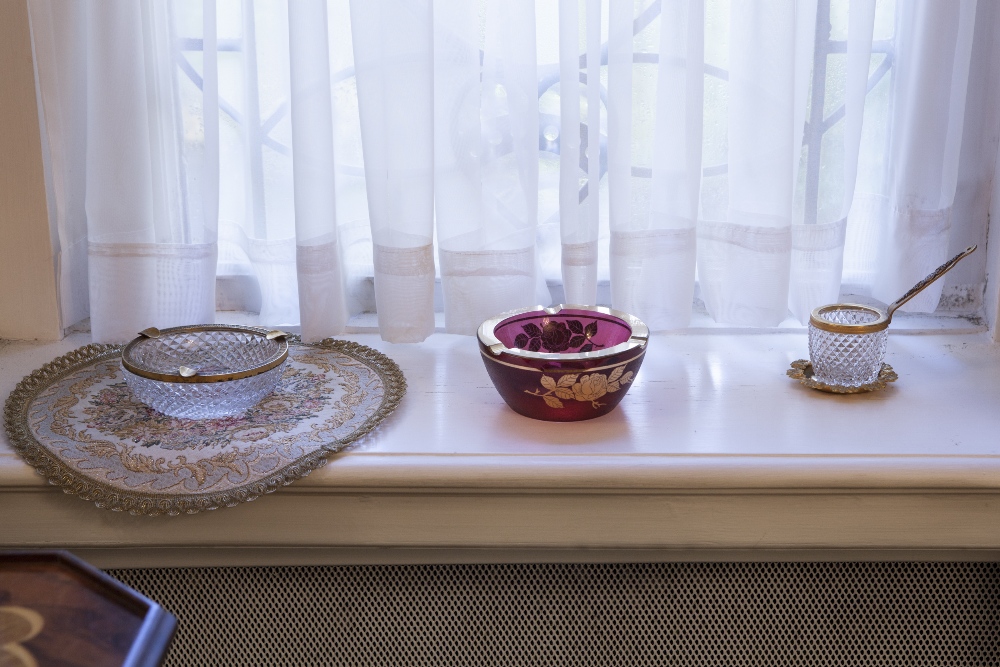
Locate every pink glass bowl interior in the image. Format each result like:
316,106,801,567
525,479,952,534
493,309,633,356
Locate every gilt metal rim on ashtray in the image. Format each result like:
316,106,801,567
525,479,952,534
121,324,289,383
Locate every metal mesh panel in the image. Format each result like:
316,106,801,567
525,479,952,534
106,562,1000,667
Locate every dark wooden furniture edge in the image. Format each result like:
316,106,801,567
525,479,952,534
0,549,177,667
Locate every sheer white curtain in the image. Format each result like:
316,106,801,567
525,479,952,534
434,0,547,335
872,0,978,311
30,0,982,343
289,0,349,340
350,0,436,342
558,0,602,307
607,0,705,330
788,0,873,324
31,0,218,343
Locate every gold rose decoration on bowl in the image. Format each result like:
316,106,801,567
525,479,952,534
525,364,634,409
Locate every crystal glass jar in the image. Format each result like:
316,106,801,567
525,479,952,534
121,325,289,419
808,305,888,387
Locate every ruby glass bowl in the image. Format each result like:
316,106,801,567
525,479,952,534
477,305,649,421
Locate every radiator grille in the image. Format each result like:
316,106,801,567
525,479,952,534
106,562,1000,667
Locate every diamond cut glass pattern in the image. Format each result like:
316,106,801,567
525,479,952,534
122,328,287,419
808,308,888,387
123,365,285,420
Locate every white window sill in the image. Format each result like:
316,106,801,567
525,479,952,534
2,329,999,567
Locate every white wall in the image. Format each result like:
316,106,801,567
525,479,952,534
0,0,60,340
987,137,1000,340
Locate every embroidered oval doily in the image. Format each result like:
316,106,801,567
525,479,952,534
4,338,405,516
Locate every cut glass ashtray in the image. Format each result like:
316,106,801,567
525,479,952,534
121,325,289,419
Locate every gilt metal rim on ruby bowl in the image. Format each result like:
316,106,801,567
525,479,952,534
121,324,289,383
477,304,649,362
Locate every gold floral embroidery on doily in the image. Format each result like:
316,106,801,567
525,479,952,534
38,355,369,493
524,364,634,409
4,338,406,515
